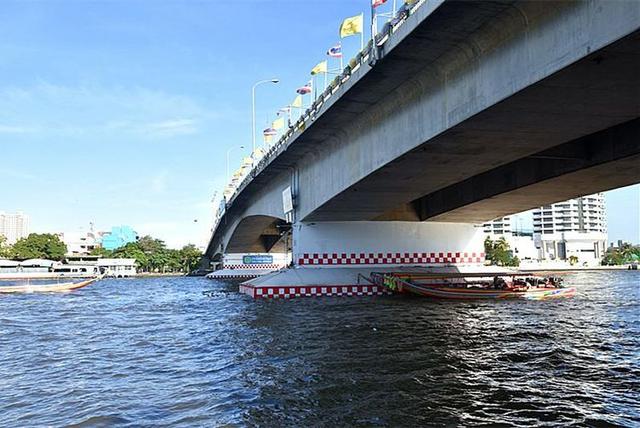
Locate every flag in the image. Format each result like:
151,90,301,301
339,13,363,38
296,80,312,95
278,106,291,115
291,95,303,108
327,43,342,58
372,0,388,7
272,116,285,130
310,60,327,75
263,127,277,137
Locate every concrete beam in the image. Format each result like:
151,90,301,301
415,118,640,222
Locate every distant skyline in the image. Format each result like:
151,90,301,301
1,1,638,248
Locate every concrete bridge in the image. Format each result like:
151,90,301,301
206,0,640,268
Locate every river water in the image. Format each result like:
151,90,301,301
0,271,638,427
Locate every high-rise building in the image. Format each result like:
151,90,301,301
533,193,607,264
483,216,513,236
0,211,30,245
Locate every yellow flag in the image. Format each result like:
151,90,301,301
291,95,303,108
263,134,273,144
340,13,363,38
310,60,327,75
272,116,285,130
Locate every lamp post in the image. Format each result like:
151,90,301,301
252,78,279,154
226,145,245,182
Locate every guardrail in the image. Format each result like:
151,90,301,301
211,0,428,238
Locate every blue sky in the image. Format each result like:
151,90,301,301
1,1,638,248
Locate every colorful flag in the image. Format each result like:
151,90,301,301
291,95,303,108
310,60,328,75
372,0,388,7
327,43,342,58
296,80,312,95
263,127,277,137
339,13,363,38
272,116,285,130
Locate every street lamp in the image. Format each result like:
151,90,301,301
226,145,245,182
252,78,279,154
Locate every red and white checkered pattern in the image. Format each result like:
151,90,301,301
239,284,393,299
223,264,286,270
209,273,261,280
297,252,485,266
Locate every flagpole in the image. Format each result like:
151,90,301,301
371,4,376,52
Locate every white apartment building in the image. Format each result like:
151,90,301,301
0,211,30,244
483,216,538,260
483,216,513,236
533,193,607,265
57,231,99,256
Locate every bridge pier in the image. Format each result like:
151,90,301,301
239,221,487,298
292,221,484,267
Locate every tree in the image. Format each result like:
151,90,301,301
179,244,203,273
90,247,113,257
484,236,520,267
10,233,67,261
0,235,11,258
104,235,202,274
602,243,640,265
112,242,149,270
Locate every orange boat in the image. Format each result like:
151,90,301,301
0,275,102,294
371,272,576,300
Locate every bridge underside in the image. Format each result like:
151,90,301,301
224,215,289,254
306,28,640,223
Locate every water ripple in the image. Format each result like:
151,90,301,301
0,272,638,426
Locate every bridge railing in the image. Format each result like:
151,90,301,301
219,0,429,224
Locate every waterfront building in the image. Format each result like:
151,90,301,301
97,258,137,277
101,225,138,250
0,211,30,244
533,193,607,265
58,231,99,255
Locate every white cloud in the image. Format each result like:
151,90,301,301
0,168,38,181
0,124,33,134
145,118,198,137
0,82,214,140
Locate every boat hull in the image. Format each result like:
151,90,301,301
0,277,100,293
402,282,576,300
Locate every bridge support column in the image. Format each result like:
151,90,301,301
292,221,485,267
239,221,486,299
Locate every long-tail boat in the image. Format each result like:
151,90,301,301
371,271,576,300
0,275,103,294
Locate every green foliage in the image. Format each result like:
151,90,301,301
179,244,203,273
10,233,67,261
484,236,520,267
0,235,11,258
107,235,202,273
90,247,113,257
602,243,640,265
568,255,579,266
